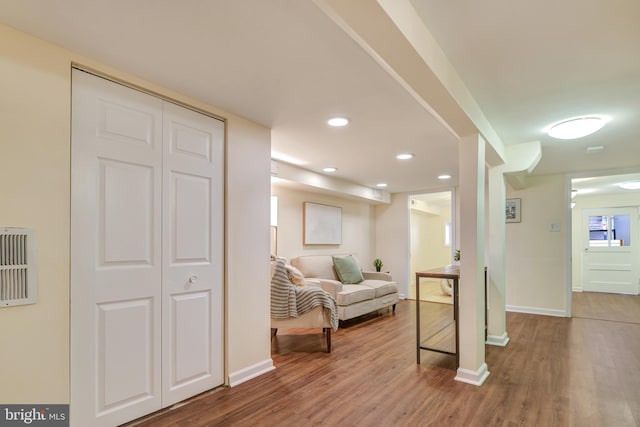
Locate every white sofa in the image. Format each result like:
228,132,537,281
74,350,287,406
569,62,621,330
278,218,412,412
291,255,399,322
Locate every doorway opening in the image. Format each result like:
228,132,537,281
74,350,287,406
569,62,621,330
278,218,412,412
570,173,640,309
409,190,454,303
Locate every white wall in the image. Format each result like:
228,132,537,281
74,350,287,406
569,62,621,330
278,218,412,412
505,174,568,315
571,192,640,289
0,23,271,403
271,185,376,267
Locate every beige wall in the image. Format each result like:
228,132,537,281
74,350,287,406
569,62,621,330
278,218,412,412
375,193,411,298
0,24,271,403
506,174,568,315
226,119,271,377
571,192,640,289
271,185,416,299
0,25,71,404
409,207,452,285
274,173,573,315
271,185,375,267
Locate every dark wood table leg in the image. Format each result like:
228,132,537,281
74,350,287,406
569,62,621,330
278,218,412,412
416,274,420,364
454,278,459,368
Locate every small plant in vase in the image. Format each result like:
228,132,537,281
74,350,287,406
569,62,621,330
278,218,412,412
373,258,383,272
454,250,460,263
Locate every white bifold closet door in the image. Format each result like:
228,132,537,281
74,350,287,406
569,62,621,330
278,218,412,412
71,69,224,427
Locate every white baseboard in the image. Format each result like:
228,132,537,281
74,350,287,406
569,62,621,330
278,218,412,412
486,332,510,347
228,359,275,387
506,305,568,317
455,362,490,386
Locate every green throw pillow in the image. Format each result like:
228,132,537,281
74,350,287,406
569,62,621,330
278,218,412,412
332,255,364,284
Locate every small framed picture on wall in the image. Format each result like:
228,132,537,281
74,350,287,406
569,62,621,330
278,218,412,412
506,198,521,223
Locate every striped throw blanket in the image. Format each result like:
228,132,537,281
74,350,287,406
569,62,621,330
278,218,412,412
271,257,338,331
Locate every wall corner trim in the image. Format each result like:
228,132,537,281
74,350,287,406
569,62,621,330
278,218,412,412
228,359,275,387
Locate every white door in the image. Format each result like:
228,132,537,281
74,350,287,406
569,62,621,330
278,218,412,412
71,70,224,426
161,102,224,406
71,69,163,426
582,207,639,294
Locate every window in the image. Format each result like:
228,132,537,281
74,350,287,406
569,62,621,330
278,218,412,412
588,214,630,247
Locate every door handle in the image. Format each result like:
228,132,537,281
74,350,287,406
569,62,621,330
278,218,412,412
189,275,199,284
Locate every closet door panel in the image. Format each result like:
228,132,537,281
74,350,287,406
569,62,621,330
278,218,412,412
72,70,225,425
71,69,163,427
162,102,224,406
170,291,212,385
171,172,211,263
96,298,155,412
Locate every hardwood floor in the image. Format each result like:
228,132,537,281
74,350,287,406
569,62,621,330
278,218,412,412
126,294,640,427
573,291,640,323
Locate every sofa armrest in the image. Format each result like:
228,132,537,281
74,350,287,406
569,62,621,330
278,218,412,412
318,279,343,298
304,278,322,287
362,271,392,281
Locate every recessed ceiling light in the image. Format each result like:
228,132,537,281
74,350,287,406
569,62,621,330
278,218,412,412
618,181,640,190
376,183,387,188
327,117,349,127
396,153,414,160
547,116,607,139
323,167,337,173
438,174,452,180
586,145,605,154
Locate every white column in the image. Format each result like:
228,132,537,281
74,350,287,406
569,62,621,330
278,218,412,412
455,133,490,386
486,166,510,346
484,141,541,347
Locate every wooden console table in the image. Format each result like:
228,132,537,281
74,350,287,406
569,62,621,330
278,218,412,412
416,265,460,366
415,265,487,367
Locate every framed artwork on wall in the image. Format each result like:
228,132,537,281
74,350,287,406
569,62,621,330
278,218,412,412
506,198,521,223
303,202,342,245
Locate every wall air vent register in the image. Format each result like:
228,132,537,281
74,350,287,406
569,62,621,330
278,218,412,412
0,227,36,307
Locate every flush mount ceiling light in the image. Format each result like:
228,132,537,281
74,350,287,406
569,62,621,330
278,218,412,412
618,181,640,190
396,153,414,160
438,174,452,180
323,167,337,172
327,117,349,127
547,116,607,139
376,183,388,188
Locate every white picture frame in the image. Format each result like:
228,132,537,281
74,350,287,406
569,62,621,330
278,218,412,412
303,202,342,245
506,198,521,223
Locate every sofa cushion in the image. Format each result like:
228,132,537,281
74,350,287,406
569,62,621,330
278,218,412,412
285,263,305,286
332,255,364,284
360,279,398,298
291,256,337,280
336,284,375,306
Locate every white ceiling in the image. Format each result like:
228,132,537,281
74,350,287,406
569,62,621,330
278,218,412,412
1,0,639,197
